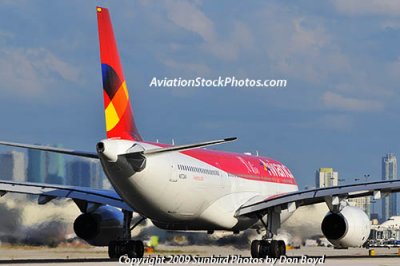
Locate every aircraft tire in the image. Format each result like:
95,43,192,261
268,240,281,258
277,240,286,256
259,240,269,258
127,240,144,258
251,240,261,258
108,240,120,259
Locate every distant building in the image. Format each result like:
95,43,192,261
0,151,25,182
349,197,371,218
46,144,65,185
90,160,104,189
382,153,398,221
27,148,47,183
316,168,338,188
66,158,104,189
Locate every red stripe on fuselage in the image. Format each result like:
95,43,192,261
183,149,297,185
145,141,297,185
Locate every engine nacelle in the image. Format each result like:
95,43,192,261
321,206,371,248
73,206,124,246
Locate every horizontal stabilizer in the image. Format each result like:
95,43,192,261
143,137,237,155
0,141,98,159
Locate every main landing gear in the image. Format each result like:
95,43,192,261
251,239,286,258
108,211,146,259
108,240,144,259
250,211,286,258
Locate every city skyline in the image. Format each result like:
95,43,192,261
0,146,398,221
0,147,107,189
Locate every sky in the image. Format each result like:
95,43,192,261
1,0,400,189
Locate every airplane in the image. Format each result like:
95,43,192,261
374,216,400,231
1,6,400,259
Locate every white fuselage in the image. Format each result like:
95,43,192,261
99,139,299,231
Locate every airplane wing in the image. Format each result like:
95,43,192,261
0,180,132,212
235,179,400,217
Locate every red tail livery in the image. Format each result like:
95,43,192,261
97,7,142,141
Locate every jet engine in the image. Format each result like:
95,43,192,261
73,206,124,246
321,206,371,248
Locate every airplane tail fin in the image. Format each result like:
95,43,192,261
96,7,142,141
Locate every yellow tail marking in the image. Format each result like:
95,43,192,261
105,101,119,131
122,82,129,100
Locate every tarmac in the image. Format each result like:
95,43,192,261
0,244,399,266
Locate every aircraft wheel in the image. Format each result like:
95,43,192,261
259,240,269,258
108,240,120,259
251,240,261,258
268,240,280,258
135,240,145,258
277,240,286,256
127,240,144,258
251,240,270,258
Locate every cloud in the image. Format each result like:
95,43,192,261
205,21,254,61
165,0,215,42
0,49,45,94
39,50,79,82
0,47,79,96
332,0,400,16
320,114,353,131
385,58,400,86
254,4,352,85
290,18,329,56
290,113,354,131
162,59,210,76
276,19,332,82
380,19,400,30
163,0,253,61
322,91,384,112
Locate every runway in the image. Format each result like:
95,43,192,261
0,245,399,265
